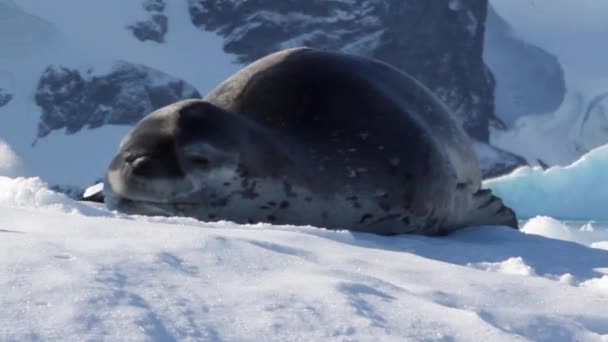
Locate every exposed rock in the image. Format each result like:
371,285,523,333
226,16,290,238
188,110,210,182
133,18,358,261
188,0,495,141
0,88,12,107
129,14,168,43
473,140,527,179
484,6,566,126
142,0,165,12
129,0,168,43
35,61,200,138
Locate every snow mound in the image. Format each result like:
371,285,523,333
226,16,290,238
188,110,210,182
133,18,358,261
0,176,109,216
468,257,536,276
0,139,25,177
484,144,608,220
521,216,608,249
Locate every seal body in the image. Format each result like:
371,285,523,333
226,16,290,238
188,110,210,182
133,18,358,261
104,48,517,235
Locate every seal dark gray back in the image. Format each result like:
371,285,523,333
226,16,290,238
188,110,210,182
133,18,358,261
205,48,478,201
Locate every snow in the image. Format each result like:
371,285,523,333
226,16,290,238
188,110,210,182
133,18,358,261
0,139,25,177
489,1,608,166
1,169,608,340
484,144,608,220
2,3,608,340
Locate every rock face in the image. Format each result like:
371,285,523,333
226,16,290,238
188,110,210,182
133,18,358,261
473,141,527,179
0,88,12,107
128,0,168,43
484,6,566,126
187,0,527,176
188,0,495,142
35,61,200,138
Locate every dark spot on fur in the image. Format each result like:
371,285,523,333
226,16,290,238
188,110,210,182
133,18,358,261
223,182,232,187
359,213,373,223
259,205,270,210
266,215,276,222
283,181,297,198
279,201,290,209
247,218,256,224
456,182,468,190
375,213,400,224
267,201,277,207
375,192,389,199
321,211,329,219
240,179,259,199
353,202,362,209
304,196,313,202
401,216,410,225
210,197,230,208
208,213,218,219
378,200,391,212
346,196,358,202
237,164,250,178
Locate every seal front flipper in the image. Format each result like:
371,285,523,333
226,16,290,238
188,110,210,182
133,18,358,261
81,182,105,203
467,189,518,229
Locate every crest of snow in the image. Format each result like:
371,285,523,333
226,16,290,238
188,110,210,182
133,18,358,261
484,144,608,220
519,216,608,252
468,257,536,276
0,139,25,177
0,176,109,216
580,276,608,293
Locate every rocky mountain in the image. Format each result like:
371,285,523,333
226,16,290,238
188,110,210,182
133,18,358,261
35,61,199,139
28,0,530,181
0,88,11,107
188,0,494,142
8,0,585,188
484,6,566,127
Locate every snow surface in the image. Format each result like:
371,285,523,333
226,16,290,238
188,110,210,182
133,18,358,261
2,150,608,341
489,0,608,166
484,144,608,221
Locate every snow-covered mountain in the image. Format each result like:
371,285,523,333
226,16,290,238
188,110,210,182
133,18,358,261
2,0,606,191
488,0,608,167
0,0,528,191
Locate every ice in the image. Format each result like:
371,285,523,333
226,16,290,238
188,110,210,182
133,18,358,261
484,144,608,220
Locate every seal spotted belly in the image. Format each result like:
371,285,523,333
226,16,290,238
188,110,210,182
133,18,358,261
103,47,518,235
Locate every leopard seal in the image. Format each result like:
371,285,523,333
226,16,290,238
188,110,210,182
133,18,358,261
103,47,518,235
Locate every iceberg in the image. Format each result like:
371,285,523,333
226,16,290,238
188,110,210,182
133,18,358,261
484,144,608,220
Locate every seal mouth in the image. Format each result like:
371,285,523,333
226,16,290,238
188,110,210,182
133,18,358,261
109,195,201,217
103,178,202,217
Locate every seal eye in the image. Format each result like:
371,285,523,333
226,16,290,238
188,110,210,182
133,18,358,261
190,156,210,168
